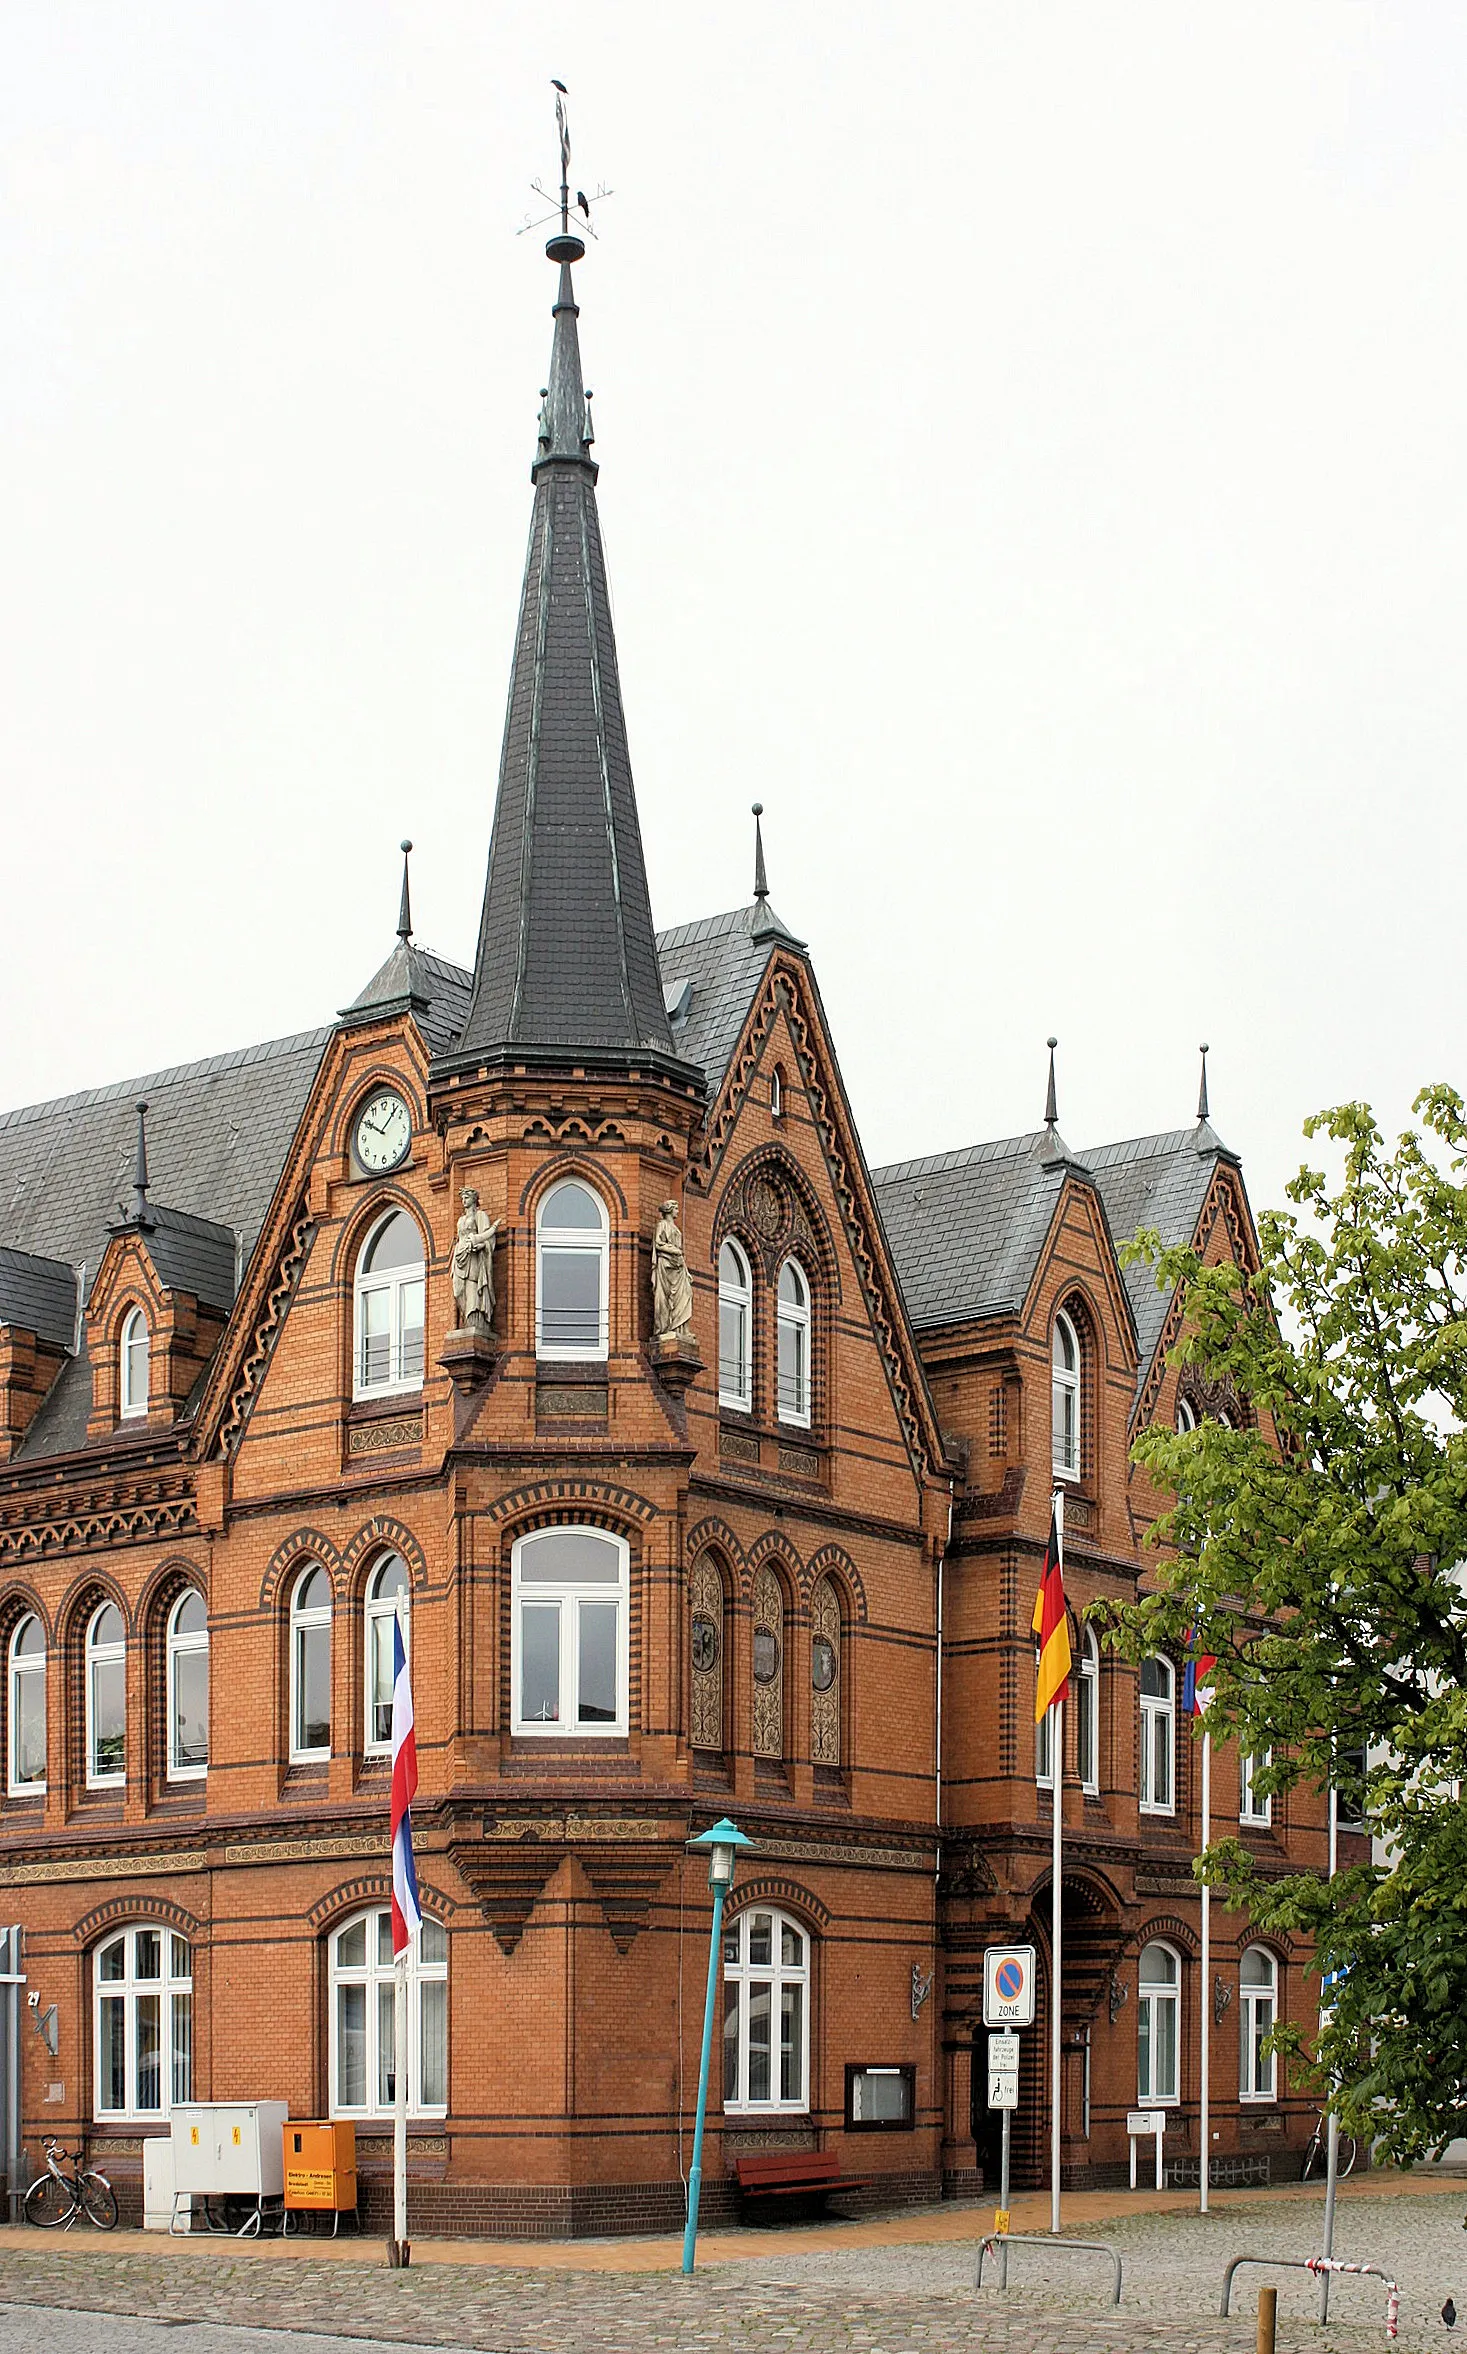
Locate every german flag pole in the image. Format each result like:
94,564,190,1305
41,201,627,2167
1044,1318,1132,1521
1033,1488,1073,2236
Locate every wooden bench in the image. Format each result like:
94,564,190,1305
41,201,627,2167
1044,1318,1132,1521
732,2151,851,2215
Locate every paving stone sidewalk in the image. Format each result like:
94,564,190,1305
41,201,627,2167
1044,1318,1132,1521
1,2203,1461,2354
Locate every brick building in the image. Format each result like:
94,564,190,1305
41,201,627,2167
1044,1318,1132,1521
0,224,1339,2230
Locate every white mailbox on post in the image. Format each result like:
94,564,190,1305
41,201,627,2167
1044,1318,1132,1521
169,2102,289,2232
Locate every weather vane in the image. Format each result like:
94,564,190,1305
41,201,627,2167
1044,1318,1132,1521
517,80,613,245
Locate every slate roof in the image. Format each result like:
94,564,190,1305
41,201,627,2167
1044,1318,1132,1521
654,906,802,1098
1080,1123,1233,1374
345,943,472,1056
872,1132,1079,1329
0,1246,76,1353
133,1203,239,1316
447,258,682,1075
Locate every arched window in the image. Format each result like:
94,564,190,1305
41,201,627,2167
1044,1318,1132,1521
1137,1941,1181,2104
769,1067,783,1121
86,1602,126,1787
809,1575,842,1769
120,1308,149,1420
329,1906,447,2117
1176,1395,1198,1434
1051,1311,1080,1479
536,1180,609,1360
94,1926,192,2120
1076,1627,1100,1795
290,1566,332,1762
166,1592,208,1780
1240,1747,1273,1826
354,1210,425,1398
511,1527,627,1735
776,1258,811,1427
751,1563,786,1761
689,1555,726,1753
718,1240,753,1411
723,1906,809,2112
7,1614,46,1795
365,1554,409,1755
1240,1945,1278,2100
1139,1654,1174,1813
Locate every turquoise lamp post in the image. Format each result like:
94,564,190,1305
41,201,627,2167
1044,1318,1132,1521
682,1816,753,2275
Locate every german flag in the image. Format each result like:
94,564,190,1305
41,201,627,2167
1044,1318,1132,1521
1032,1497,1072,1722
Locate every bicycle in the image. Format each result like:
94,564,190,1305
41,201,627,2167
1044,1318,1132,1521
1301,2113,1359,2182
22,2137,119,2230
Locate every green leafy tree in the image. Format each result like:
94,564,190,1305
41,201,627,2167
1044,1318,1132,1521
1110,1087,1467,2160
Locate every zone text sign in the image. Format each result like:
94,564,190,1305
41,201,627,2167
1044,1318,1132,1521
983,1944,1036,2028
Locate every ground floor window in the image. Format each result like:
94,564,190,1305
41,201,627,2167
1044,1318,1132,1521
1136,1940,1180,2103
329,1907,447,2117
722,1906,809,2112
94,1926,192,2120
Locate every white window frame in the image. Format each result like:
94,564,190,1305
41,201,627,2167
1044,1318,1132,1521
353,1209,426,1401
1077,1627,1100,1795
776,1256,812,1428
1035,1700,1057,1789
510,1526,629,1737
120,1307,149,1420
93,1926,192,2123
364,1555,410,1757
1051,1310,1080,1479
1139,1653,1174,1815
1240,1747,1273,1827
289,1565,332,1764
7,1613,46,1796
328,1905,448,2120
165,1591,208,1782
1240,1945,1279,2101
85,1602,126,1789
769,1068,783,1120
1137,1940,1181,2106
1176,1395,1198,1433
721,1904,810,2114
718,1239,753,1411
535,1180,610,1362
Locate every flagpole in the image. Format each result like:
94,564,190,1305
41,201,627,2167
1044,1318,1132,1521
393,1952,408,2256
387,1599,420,2269
1050,1485,1065,2237
1199,1724,1211,2214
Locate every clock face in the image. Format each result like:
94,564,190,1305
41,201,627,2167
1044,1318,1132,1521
354,1090,412,1173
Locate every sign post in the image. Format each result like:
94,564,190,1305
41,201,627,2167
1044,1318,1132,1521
983,1946,1035,2236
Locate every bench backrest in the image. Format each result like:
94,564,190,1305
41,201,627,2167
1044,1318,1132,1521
734,2151,839,2189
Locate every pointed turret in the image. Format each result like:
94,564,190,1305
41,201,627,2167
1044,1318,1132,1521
444,196,683,1079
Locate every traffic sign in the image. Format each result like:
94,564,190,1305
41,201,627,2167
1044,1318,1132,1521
983,1944,1036,2028
987,2029,1019,2109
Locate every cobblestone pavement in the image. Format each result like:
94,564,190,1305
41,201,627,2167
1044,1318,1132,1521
0,2191,1463,2354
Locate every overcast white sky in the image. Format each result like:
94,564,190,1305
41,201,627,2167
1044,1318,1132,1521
3,3,1465,1224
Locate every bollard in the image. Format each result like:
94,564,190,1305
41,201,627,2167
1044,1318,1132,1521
1257,2283,1277,2354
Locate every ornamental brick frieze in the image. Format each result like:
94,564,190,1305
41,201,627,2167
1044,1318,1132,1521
207,1202,315,1461
0,1491,196,1567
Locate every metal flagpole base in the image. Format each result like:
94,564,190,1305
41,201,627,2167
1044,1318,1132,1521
387,2239,412,2268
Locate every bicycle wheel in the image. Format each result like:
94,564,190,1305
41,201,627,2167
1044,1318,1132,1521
1300,2132,1322,2183
79,2173,118,2230
24,2173,74,2228
1337,2135,1359,2178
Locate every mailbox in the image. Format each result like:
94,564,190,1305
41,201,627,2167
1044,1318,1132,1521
283,2120,357,2216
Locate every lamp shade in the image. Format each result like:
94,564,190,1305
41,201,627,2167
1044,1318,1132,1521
687,1815,752,1890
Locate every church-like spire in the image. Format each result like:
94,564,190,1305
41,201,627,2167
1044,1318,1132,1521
446,97,681,1077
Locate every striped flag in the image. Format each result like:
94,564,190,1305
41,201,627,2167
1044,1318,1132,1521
389,1615,422,1956
1032,1497,1073,1722
1183,1628,1217,1716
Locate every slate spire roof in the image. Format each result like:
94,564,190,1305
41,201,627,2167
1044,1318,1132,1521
444,238,684,1078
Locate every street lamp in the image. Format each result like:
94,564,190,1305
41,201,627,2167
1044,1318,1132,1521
682,1816,752,2276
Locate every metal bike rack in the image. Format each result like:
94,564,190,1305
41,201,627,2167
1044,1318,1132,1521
1220,2253,1400,2340
977,2232,1123,2306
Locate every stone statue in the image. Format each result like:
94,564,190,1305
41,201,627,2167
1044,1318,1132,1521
652,1199,694,1339
451,1187,500,1333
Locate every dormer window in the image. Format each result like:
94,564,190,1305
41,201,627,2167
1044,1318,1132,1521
120,1308,149,1420
536,1180,609,1361
354,1210,425,1398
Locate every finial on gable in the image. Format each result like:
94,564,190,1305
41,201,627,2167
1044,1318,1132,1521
752,803,769,905
1196,1041,1210,1125
1044,1037,1059,1133
131,1100,154,1230
398,839,414,944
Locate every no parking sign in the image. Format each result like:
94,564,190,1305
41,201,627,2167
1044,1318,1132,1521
983,1944,1036,2028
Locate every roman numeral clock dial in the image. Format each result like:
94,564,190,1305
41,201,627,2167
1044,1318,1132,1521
354,1090,411,1173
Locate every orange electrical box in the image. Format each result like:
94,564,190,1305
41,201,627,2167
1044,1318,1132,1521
283,2120,357,2212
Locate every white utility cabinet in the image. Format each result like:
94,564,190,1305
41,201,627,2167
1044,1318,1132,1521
143,2134,186,2230
169,2102,288,2231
